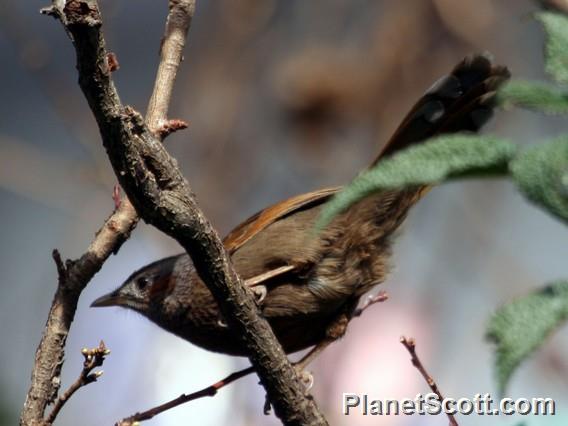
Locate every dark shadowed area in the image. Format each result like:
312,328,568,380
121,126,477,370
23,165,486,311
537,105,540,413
1,1,567,425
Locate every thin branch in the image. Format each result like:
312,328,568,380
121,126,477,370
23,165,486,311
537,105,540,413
20,201,137,426
117,366,256,425
50,1,328,424
156,118,189,139
400,336,458,426
46,341,110,424
20,1,195,424
146,0,195,134
106,52,120,72
352,290,389,317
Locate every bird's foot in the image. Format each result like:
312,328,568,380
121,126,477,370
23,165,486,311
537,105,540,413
217,286,266,328
262,364,314,415
294,367,314,394
250,285,267,305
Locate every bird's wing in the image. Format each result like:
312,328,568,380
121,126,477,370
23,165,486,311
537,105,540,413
223,55,510,289
223,186,339,255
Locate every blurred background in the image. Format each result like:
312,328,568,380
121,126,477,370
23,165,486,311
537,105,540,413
1,0,568,425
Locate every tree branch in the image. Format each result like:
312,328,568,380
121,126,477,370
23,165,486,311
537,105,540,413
45,341,110,424
117,366,256,425
20,1,196,424
400,336,458,426
146,0,194,134
20,203,137,426
48,1,328,425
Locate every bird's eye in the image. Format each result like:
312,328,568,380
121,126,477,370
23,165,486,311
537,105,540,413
136,276,150,290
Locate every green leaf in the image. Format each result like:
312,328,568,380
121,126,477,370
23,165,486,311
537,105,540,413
537,12,568,84
487,280,568,395
510,135,568,224
316,135,516,230
498,79,568,114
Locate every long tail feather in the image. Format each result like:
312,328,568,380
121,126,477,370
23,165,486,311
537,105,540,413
372,54,510,165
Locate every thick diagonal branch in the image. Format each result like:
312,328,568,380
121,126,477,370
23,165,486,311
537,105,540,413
53,1,328,425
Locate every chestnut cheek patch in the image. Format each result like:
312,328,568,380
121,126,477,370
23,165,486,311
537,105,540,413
149,275,173,298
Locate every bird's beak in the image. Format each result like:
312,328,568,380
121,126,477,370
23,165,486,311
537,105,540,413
90,291,124,308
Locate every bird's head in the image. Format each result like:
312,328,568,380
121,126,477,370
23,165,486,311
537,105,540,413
91,255,189,317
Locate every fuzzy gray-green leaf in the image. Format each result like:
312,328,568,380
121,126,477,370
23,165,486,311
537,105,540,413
510,135,568,224
316,135,516,229
487,281,568,395
537,12,568,84
498,79,568,114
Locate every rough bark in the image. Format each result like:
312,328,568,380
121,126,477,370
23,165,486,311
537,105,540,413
44,1,328,424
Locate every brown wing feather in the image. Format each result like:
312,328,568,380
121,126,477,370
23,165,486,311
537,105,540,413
223,187,341,253
223,55,510,276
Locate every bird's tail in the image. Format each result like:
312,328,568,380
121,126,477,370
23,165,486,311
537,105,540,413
320,55,511,300
350,54,510,238
370,54,510,166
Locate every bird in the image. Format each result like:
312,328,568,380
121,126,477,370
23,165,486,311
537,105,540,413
92,54,510,359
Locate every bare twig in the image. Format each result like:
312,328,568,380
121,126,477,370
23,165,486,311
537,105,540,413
106,52,120,72
400,336,458,426
46,341,110,424
156,118,189,139
48,1,327,425
20,1,196,425
353,290,389,317
20,202,137,426
117,366,256,425
146,0,195,134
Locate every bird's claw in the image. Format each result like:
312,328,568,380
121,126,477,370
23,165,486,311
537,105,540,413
218,285,266,327
294,366,314,394
300,370,314,394
251,285,267,305
262,366,313,414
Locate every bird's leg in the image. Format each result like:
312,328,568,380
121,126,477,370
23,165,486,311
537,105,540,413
289,339,332,393
264,313,353,413
294,339,334,372
263,340,334,415
286,293,389,385
292,312,352,393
